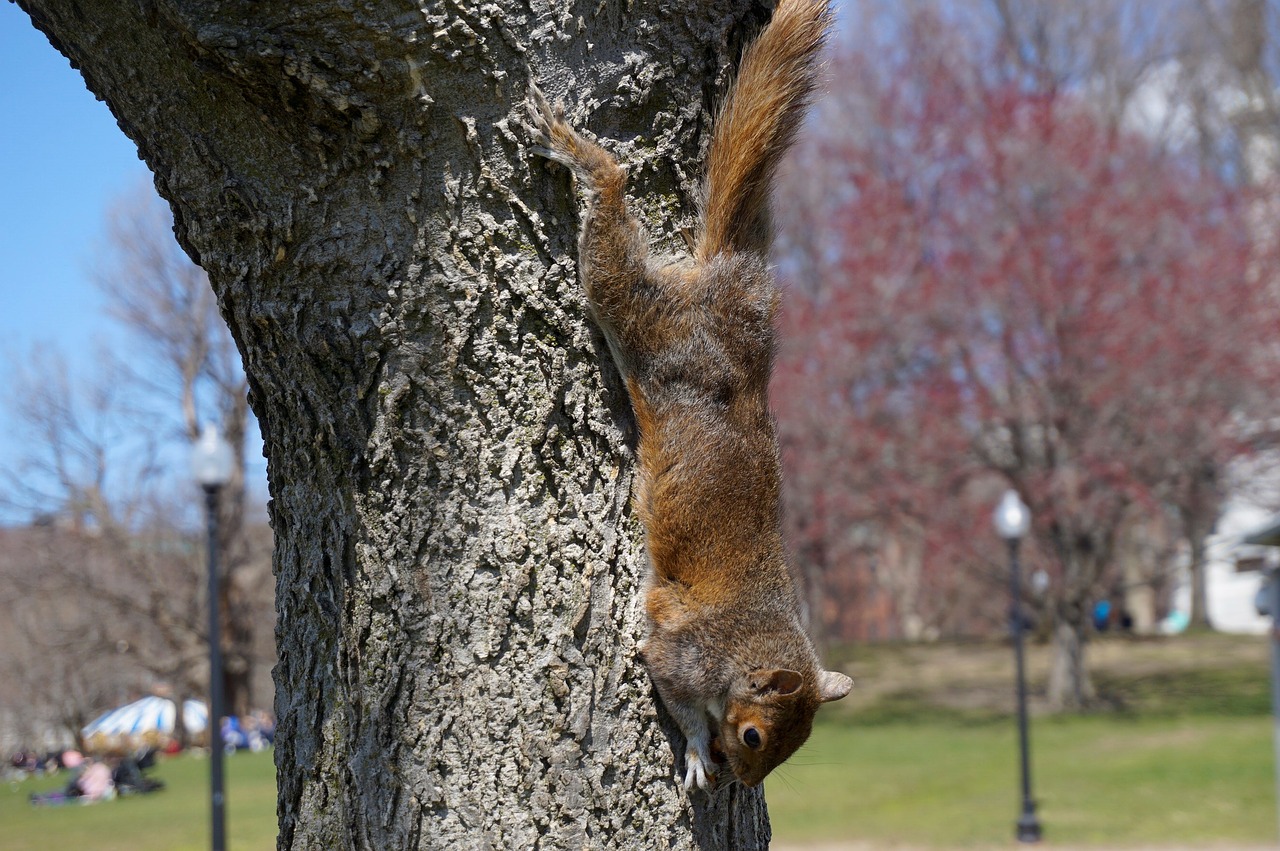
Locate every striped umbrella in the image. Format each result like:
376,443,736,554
82,696,209,741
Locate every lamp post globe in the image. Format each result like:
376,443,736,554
994,489,1031,541
191,424,234,489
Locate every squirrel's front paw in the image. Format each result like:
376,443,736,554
683,743,716,792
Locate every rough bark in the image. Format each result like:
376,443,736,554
16,0,774,847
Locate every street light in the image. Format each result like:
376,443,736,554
192,423,233,851
994,489,1042,844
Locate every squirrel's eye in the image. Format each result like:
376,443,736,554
742,727,762,749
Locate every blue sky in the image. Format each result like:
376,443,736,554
0,5,267,523
1,3,147,372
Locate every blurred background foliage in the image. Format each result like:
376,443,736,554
5,0,1280,847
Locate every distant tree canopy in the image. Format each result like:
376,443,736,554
773,4,1280,709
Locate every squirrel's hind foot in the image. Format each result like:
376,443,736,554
525,84,572,164
523,82,624,192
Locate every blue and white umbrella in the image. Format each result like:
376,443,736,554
82,696,208,741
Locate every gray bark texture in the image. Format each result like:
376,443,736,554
17,0,776,847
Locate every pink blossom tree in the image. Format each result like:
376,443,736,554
774,10,1279,707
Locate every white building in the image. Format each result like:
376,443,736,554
1169,499,1280,635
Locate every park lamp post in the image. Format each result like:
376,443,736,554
994,489,1043,844
192,424,233,851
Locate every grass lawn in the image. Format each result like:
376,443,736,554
4,633,1276,849
768,632,1277,848
1,749,277,851
767,714,1273,848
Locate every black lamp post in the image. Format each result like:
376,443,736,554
994,489,1042,844
192,424,234,851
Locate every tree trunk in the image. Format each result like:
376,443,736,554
1187,530,1212,630
1042,514,1120,712
878,519,925,641
217,372,260,719
1047,599,1096,711
17,0,775,846
1181,465,1221,631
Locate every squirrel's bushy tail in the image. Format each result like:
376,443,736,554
696,0,831,262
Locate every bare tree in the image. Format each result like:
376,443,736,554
95,184,267,717
0,526,138,749
987,0,1178,127
14,0,789,846
0,351,274,742
978,1,1280,634
1165,0,1280,181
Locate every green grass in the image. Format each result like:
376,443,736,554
1,750,277,851
5,634,1277,848
767,714,1274,847
767,633,1278,847
1094,664,1273,716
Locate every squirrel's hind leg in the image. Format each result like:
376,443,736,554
525,84,653,364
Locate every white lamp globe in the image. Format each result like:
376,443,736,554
993,489,1031,540
191,424,235,488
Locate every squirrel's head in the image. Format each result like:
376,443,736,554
717,667,852,787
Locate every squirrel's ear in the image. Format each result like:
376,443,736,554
818,670,854,703
753,669,804,696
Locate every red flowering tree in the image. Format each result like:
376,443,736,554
773,11,1279,708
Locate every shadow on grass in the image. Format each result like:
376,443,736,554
846,657,1271,727
849,690,1008,728
1094,665,1273,718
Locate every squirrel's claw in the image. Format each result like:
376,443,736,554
523,82,600,187
525,84,554,142
524,82,565,156
683,741,717,792
526,83,561,124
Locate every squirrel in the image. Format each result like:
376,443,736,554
525,0,850,792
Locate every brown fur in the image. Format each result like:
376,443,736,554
698,0,832,262
526,0,849,792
